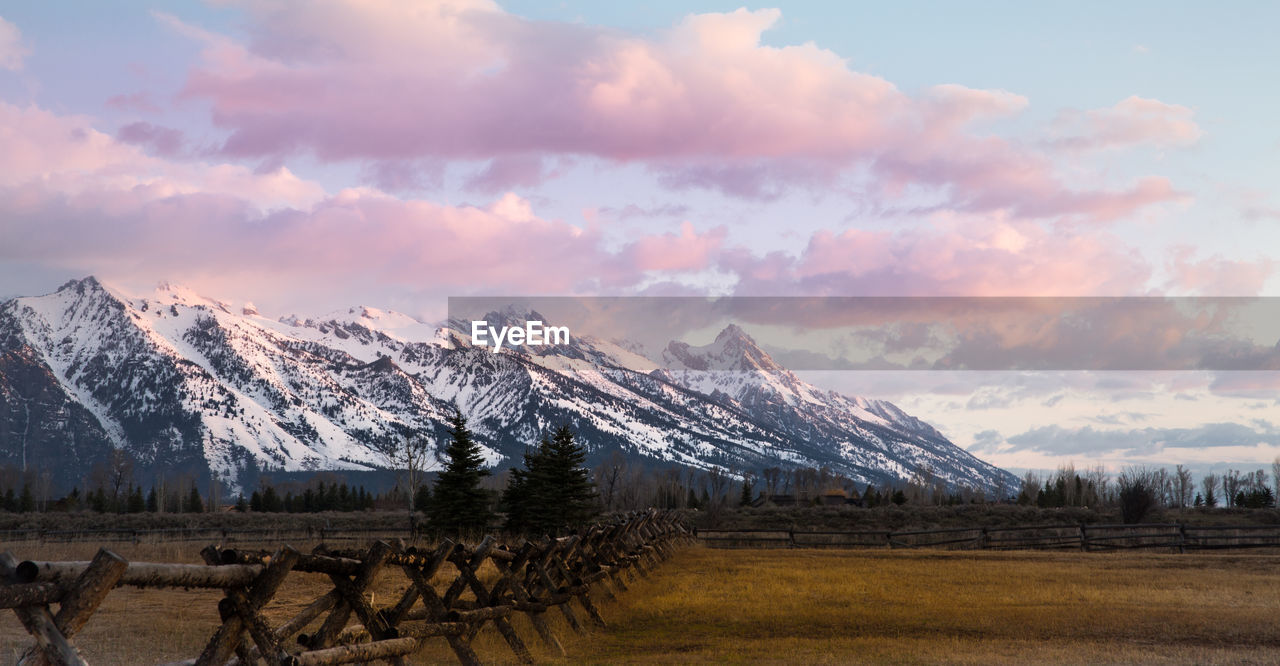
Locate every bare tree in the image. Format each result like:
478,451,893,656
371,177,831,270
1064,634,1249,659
108,448,134,508
706,467,731,506
1173,465,1194,509
1272,458,1280,503
761,467,781,497
1020,470,1041,504
383,430,431,516
1117,466,1159,523
1222,469,1243,508
593,450,628,511
1201,472,1220,507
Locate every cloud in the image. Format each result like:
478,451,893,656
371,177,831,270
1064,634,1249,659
0,101,732,301
0,16,28,71
1165,246,1275,295
1049,96,1203,152
117,122,186,157
1004,422,1280,457
722,211,1153,296
0,102,324,210
165,2,1182,218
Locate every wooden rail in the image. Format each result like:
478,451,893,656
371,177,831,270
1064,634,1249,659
1,509,691,665
697,522,1280,552
0,526,418,545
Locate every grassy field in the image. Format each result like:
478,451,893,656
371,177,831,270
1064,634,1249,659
4,543,1280,664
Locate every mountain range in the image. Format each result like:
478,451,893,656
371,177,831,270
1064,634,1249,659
0,277,1018,494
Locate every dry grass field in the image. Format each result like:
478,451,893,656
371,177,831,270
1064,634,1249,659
4,542,1280,664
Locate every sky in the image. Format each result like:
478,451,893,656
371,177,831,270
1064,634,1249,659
1,1,1278,478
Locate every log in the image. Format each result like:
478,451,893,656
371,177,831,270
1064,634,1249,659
54,549,129,638
17,561,263,589
0,581,64,609
286,637,418,666
1,552,86,666
397,621,468,638
446,605,514,623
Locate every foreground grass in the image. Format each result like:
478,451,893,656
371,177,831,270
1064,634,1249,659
4,544,1280,664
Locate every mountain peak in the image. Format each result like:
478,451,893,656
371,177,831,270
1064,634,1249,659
663,324,783,374
57,275,105,295
715,323,753,344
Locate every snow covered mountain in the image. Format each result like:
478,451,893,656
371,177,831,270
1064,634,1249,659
0,278,1017,493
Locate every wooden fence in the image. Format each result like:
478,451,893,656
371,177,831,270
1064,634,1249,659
1,509,691,665
0,526,418,545
697,522,1280,552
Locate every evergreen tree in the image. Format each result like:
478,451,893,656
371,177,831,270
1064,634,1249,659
185,487,204,513
89,488,106,513
18,484,35,513
428,409,494,535
501,443,544,533
686,488,700,510
146,487,159,512
4,487,16,512
863,483,879,508
501,425,597,535
235,494,249,512
65,487,82,511
127,486,146,513
891,489,907,506
414,484,432,513
740,478,754,506
262,485,282,512
250,490,263,512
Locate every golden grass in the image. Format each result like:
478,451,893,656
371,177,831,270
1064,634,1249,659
5,544,1280,664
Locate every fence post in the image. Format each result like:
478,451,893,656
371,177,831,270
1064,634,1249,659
1178,523,1187,554
1079,524,1088,552
979,526,989,550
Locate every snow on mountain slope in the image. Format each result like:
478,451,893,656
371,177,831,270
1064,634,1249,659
0,278,1018,493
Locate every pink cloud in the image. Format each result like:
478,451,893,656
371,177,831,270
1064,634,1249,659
1165,246,1275,295
2,100,1256,311
165,3,1181,219
1049,96,1203,152
622,221,727,272
464,155,547,194
0,16,28,71
724,213,1153,296
117,121,185,157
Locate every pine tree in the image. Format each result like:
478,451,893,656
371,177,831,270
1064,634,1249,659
414,485,432,513
740,478,753,506
428,409,494,536
262,485,282,512
235,494,249,512
502,425,597,535
185,487,204,513
18,484,35,513
127,486,146,513
501,443,545,533
546,425,597,528
146,487,159,512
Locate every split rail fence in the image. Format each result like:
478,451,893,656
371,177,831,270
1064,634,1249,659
697,522,1280,552
1,509,690,665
